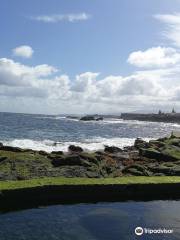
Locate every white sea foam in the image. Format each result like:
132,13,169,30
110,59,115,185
35,116,67,120
101,119,180,127
1,137,154,153
33,116,180,128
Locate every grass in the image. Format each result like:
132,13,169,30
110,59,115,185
0,176,180,190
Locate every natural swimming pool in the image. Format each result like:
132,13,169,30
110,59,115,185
0,200,179,240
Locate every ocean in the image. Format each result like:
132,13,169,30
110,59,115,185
0,112,180,152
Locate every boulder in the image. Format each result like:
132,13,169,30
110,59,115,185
51,155,83,167
51,151,64,155
122,164,150,176
39,150,49,156
104,146,123,153
134,138,148,149
148,140,166,148
86,171,100,178
149,165,180,176
96,117,103,121
51,156,64,167
80,116,95,121
140,147,180,162
139,148,163,160
79,153,98,164
80,115,103,121
68,145,83,153
0,145,23,152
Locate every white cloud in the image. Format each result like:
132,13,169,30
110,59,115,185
0,58,57,87
155,13,180,47
13,45,34,58
1,56,180,113
128,47,180,68
31,13,91,23
72,72,99,92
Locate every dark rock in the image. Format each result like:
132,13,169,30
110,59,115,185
51,156,64,167
154,173,165,176
68,145,83,153
51,155,83,167
168,139,180,147
0,156,7,163
1,145,23,152
122,164,150,176
79,153,98,164
95,151,104,155
17,175,28,180
115,152,131,161
39,150,49,156
51,151,64,155
86,171,100,178
59,166,87,177
104,146,123,153
0,142,3,148
53,142,58,146
149,140,165,148
123,145,136,151
80,116,95,121
140,147,180,162
80,115,103,121
134,138,149,149
149,165,180,176
139,148,162,160
96,117,103,121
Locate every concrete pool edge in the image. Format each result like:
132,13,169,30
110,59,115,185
1,180,180,212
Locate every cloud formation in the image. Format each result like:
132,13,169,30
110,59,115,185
31,13,91,23
128,46,180,68
155,13,180,47
0,56,180,113
13,45,34,58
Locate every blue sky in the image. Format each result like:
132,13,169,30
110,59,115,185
1,0,179,76
1,0,180,114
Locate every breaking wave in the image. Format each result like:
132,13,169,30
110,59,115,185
1,137,154,153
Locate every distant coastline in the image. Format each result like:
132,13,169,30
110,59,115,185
66,111,180,124
121,112,180,123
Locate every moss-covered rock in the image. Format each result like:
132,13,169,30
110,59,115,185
122,164,151,176
104,146,122,153
0,135,180,180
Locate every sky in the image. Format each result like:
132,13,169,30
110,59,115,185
1,0,180,114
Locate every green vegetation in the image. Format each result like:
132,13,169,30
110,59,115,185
0,176,180,190
1,135,180,180
0,150,52,179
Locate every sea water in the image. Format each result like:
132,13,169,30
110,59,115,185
0,112,180,152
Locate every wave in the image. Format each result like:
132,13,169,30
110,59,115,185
1,137,154,153
34,116,67,120
31,115,180,128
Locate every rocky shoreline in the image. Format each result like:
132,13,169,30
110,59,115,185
0,134,180,181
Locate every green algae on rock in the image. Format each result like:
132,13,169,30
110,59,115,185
0,135,180,181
